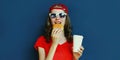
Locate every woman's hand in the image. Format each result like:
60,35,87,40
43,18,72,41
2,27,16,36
51,28,62,45
73,46,84,60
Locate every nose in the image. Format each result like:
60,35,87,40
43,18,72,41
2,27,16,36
56,16,60,20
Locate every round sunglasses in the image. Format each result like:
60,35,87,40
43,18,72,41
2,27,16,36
49,13,67,18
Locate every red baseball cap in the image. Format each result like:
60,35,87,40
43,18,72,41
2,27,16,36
49,3,68,14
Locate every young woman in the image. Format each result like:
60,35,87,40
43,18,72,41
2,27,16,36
34,3,84,60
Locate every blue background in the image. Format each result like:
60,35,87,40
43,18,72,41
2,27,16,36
0,0,120,60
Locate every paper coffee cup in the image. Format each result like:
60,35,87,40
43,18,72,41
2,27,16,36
73,35,83,52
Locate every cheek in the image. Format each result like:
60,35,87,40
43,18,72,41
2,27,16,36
61,19,66,25
51,19,55,25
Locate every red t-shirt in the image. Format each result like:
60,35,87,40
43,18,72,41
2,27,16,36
34,36,73,60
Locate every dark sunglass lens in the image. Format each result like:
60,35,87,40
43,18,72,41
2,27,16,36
59,13,66,18
50,14,56,18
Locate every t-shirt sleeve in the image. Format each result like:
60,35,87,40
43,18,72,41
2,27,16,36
34,36,46,50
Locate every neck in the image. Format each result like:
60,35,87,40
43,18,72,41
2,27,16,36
59,31,67,44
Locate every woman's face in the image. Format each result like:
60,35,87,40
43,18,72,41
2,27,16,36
49,9,67,26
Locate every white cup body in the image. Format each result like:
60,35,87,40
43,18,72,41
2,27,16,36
73,35,83,52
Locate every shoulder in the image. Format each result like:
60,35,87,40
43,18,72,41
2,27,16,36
34,35,47,46
34,35,47,50
38,35,46,39
36,35,46,42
